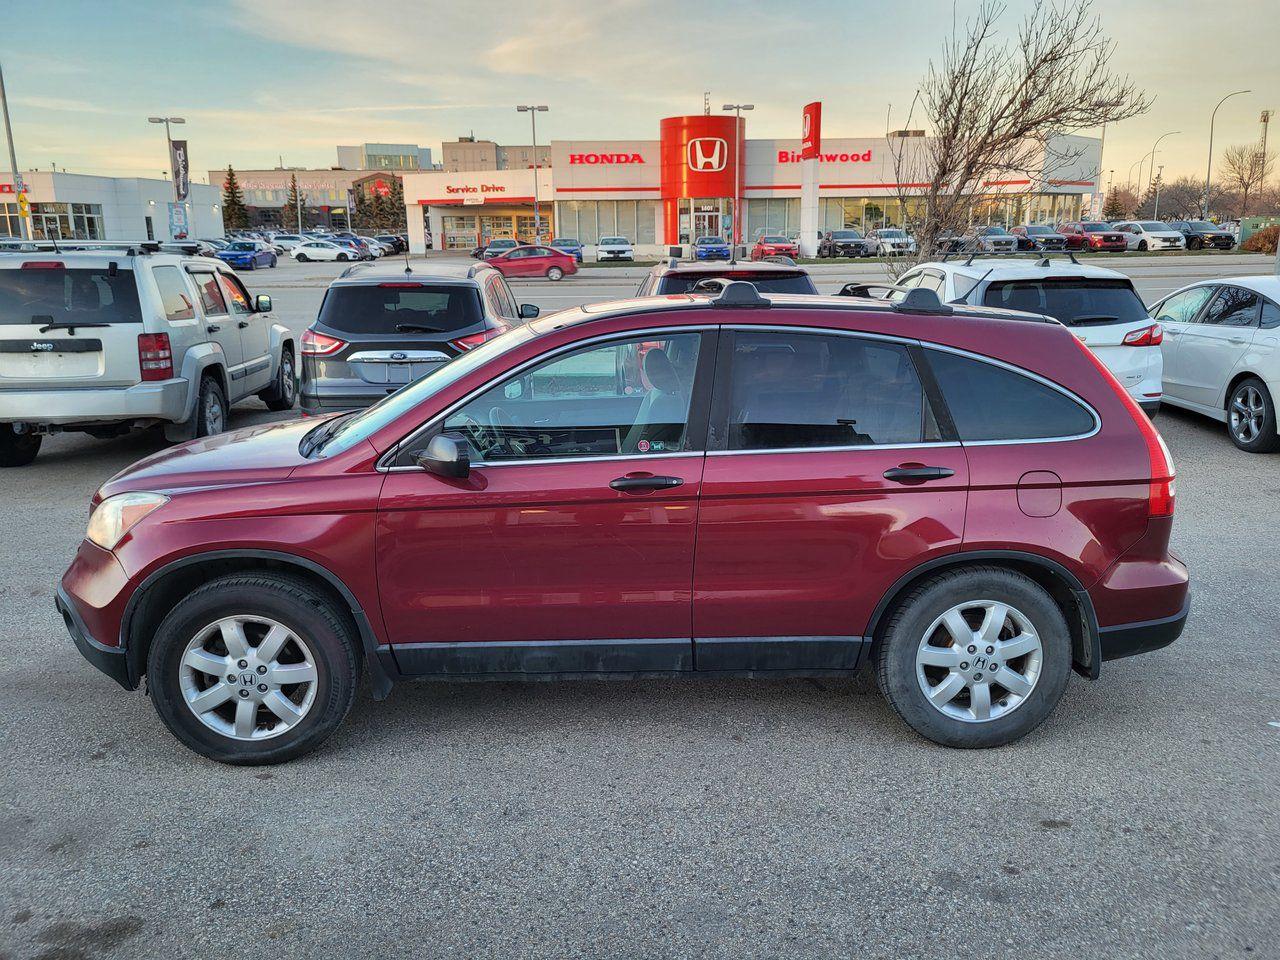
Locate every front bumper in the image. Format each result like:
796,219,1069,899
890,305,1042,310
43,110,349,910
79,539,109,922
696,250,731,260
58,540,137,690
57,584,132,689
0,378,189,427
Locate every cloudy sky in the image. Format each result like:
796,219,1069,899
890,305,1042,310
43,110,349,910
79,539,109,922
7,0,1278,188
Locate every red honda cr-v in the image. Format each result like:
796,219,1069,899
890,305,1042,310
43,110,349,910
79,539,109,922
57,283,1189,764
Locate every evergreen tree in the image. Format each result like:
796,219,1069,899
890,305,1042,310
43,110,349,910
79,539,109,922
221,165,249,231
283,173,304,232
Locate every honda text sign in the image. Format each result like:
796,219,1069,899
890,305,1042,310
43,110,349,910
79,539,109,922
169,140,190,201
687,137,728,173
801,102,822,160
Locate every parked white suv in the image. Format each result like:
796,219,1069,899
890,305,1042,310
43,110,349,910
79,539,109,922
596,236,635,261
1113,221,1186,252
847,256,1164,413
0,246,297,466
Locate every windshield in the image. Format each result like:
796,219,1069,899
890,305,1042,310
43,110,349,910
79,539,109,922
552,239,579,246
600,237,628,245
0,266,142,325
760,236,790,243
983,227,1011,235
831,230,863,239
1137,222,1168,231
657,270,817,295
878,230,906,238
1081,223,1111,232
983,278,1148,326
228,242,255,251
310,324,540,458
1188,221,1217,230
695,236,723,244
1025,226,1052,234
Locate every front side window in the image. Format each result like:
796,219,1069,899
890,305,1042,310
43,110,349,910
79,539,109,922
190,271,227,315
725,331,934,450
438,332,704,463
1201,286,1260,327
927,349,1095,441
1152,286,1214,324
218,273,253,315
152,266,195,322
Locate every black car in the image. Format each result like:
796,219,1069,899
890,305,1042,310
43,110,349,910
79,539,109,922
1011,224,1069,251
1167,220,1235,251
374,234,408,253
818,230,871,258
636,259,819,296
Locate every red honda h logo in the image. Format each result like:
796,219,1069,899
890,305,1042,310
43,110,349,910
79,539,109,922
687,137,728,172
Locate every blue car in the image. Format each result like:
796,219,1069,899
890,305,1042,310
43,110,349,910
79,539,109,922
693,235,731,261
216,240,277,270
550,238,584,262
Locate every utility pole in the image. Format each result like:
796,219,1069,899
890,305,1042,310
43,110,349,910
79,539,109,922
723,103,754,247
516,105,548,241
0,59,30,240
1261,110,1272,198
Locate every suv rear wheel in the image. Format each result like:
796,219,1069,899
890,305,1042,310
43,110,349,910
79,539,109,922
147,574,360,764
0,425,41,467
195,375,228,438
875,567,1071,748
1228,377,1280,453
260,348,297,412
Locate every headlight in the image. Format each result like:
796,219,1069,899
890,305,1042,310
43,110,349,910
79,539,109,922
86,492,169,550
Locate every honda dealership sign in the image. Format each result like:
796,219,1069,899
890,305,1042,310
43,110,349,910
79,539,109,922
687,137,728,173
800,102,822,160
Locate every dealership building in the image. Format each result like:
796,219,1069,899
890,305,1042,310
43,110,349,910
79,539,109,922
402,115,1101,255
0,171,221,242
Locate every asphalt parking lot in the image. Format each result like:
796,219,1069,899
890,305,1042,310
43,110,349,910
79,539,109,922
2,253,1278,959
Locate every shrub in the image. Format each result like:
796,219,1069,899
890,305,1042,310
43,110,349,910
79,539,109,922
1242,225,1278,255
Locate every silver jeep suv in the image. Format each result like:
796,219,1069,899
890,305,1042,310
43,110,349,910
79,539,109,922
0,244,297,466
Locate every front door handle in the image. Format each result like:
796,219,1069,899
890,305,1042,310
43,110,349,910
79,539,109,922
238,320,251,329
206,324,220,333
1228,337,1247,345
883,465,955,484
610,474,684,492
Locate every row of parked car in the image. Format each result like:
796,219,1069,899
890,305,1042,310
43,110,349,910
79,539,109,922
199,231,411,269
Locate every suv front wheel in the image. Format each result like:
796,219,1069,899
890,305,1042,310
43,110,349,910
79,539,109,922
875,566,1072,748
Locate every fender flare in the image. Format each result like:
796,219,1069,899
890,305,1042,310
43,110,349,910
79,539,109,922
864,549,1102,680
165,344,227,442
120,548,394,699
267,322,295,373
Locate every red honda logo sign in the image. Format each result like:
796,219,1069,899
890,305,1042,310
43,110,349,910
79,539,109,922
568,152,645,165
801,102,822,160
687,138,727,172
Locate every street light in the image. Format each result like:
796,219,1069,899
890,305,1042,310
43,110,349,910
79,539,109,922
1144,130,1179,199
1203,90,1250,218
516,105,548,241
722,103,753,246
148,116,185,204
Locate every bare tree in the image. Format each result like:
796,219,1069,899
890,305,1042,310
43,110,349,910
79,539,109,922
885,0,1150,275
1220,144,1275,218
1136,175,1203,220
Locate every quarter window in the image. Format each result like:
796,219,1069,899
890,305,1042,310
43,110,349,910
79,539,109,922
725,331,935,450
438,332,704,463
927,349,1095,441
152,266,195,322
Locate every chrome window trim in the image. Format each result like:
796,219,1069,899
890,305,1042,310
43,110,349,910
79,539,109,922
375,324,716,471
383,450,705,473
707,441,961,457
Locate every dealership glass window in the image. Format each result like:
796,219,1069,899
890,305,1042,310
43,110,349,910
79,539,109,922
636,200,657,244
69,203,103,239
0,202,21,237
30,203,71,240
442,215,478,249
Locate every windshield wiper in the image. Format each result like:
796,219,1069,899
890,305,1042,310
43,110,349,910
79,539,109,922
395,323,446,334
300,412,355,458
37,320,111,334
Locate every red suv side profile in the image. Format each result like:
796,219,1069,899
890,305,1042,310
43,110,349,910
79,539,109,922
57,283,1189,764
1058,222,1128,252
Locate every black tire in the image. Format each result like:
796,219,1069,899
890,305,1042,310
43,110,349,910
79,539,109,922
1138,240,1148,251
337,253,349,262
194,375,228,438
1189,237,1203,251
262,348,297,411
546,266,564,280
0,424,41,467
147,574,360,765
874,566,1072,749
269,255,277,268
296,253,309,263
1227,376,1280,453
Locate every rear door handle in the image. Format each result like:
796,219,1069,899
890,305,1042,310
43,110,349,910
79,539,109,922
610,475,684,492
883,465,955,484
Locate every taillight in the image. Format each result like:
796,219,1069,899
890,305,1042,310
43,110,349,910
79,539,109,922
1070,335,1174,518
301,329,346,356
21,261,66,270
1122,324,1163,346
450,325,507,351
137,333,173,381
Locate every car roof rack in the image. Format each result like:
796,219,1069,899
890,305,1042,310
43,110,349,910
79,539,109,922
709,280,770,308
2,239,181,256
891,287,953,316
962,250,1079,266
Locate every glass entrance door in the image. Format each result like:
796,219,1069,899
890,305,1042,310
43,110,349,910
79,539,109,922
692,210,720,238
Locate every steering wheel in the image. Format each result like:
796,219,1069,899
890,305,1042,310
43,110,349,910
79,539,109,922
488,406,528,457
449,413,502,458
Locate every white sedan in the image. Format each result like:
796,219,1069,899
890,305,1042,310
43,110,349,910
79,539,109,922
596,236,634,261
1114,221,1185,252
292,240,358,262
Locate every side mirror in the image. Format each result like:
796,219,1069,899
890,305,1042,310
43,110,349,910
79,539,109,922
254,294,272,313
519,303,540,319
415,433,470,479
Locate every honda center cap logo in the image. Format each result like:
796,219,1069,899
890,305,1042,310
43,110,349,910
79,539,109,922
687,137,728,172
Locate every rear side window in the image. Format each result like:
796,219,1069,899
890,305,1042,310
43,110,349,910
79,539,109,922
152,266,195,321
927,349,1095,442
657,271,817,295
0,266,142,325
983,278,1147,326
726,331,935,450
190,271,227,315
316,284,484,335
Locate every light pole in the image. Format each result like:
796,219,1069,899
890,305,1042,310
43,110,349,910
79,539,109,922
148,116,185,204
516,105,548,241
1203,90,1250,218
0,60,29,239
722,103,753,246
1145,130,1179,199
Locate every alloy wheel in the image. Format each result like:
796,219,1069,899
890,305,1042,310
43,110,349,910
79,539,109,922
1230,384,1266,444
280,353,296,403
179,616,318,741
915,600,1043,723
204,388,225,435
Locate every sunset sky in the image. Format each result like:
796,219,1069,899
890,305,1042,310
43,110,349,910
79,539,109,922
7,0,1278,188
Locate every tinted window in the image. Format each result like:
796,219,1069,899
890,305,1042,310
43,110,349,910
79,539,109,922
152,266,195,322
317,284,483,334
1152,286,1214,324
1201,286,1260,327
218,273,252,315
657,271,817,295
1262,300,1280,330
983,278,1147,326
0,266,143,326
440,333,703,462
190,271,227,315
928,349,1095,441
727,331,933,450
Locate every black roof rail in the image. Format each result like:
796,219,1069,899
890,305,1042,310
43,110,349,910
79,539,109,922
961,250,1081,266
891,287,953,316
835,281,907,299
709,280,770,308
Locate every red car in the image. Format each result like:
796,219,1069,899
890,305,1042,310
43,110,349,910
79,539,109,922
58,283,1188,764
1058,222,1128,252
485,244,577,281
750,235,800,260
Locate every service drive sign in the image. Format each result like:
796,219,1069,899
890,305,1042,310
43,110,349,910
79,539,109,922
687,137,727,172
801,102,822,160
